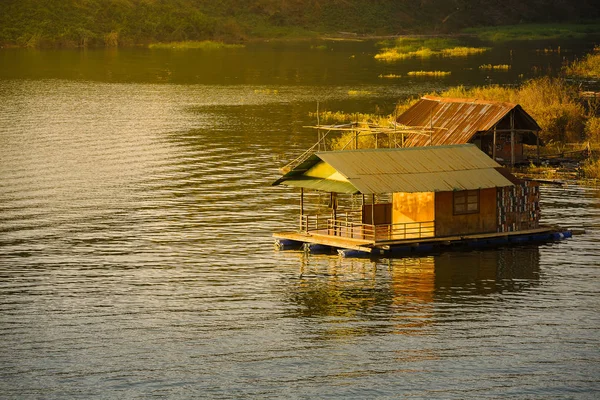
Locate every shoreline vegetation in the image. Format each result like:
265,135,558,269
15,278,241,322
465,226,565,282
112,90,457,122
148,41,244,50
0,0,599,49
2,23,600,50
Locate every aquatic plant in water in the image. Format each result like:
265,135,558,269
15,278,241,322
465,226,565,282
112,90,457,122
348,90,371,96
407,70,451,77
375,37,488,61
479,64,511,70
441,47,488,57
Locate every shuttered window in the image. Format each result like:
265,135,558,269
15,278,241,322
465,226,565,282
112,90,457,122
453,190,480,215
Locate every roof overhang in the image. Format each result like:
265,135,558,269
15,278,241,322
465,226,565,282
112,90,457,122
273,144,515,195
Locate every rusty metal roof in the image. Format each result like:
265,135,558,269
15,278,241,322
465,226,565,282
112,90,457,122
273,144,515,194
397,95,541,147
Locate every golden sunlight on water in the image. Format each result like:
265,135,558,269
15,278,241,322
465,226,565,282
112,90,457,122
1,56,599,398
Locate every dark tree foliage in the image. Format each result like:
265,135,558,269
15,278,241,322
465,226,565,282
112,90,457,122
0,0,598,47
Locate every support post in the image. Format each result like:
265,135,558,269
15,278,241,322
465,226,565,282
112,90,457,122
371,194,376,241
536,132,540,164
510,111,515,167
300,188,304,231
492,126,497,161
316,102,320,151
392,108,396,148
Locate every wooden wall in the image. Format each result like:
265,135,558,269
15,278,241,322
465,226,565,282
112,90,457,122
434,188,497,237
362,203,392,225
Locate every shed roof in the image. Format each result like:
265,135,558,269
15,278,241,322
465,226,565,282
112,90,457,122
397,95,541,147
273,144,515,194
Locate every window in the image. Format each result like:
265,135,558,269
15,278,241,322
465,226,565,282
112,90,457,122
453,190,479,215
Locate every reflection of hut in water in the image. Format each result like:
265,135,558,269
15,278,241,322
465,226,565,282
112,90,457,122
396,96,542,166
433,247,541,298
286,246,541,336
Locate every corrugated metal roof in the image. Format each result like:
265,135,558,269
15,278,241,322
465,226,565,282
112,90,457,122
273,144,515,194
397,95,541,147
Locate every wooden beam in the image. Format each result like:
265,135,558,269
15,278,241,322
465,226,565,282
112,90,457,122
486,129,536,133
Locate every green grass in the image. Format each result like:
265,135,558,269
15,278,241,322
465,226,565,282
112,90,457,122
463,23,600,42
148,41,244,50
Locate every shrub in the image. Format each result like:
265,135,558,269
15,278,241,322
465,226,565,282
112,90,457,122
585,116,600,144
564,52,600,78
581,157,600,179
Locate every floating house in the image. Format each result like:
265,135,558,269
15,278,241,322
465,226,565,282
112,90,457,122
273,144,570,257
396,96,542,166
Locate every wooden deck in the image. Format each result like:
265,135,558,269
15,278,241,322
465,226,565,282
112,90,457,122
274,226,561,254
274,231,375,253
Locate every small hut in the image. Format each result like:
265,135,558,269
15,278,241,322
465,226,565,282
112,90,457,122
396,96,542,166
272,144,564,256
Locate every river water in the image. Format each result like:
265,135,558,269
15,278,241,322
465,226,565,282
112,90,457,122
1,40,599,398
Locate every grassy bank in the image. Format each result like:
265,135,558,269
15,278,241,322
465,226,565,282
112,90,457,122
463,22,600,42
148,41,244,50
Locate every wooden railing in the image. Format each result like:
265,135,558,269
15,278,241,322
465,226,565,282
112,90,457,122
300,214,435,242
376,221,435,241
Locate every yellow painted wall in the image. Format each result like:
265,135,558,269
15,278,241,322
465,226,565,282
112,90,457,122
392,192,435,239
392,192,435,224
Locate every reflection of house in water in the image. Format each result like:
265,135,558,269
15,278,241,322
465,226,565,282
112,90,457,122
433,247,541,299
286,247,541,336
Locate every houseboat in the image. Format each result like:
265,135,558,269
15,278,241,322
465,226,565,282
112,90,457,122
272,144,571,257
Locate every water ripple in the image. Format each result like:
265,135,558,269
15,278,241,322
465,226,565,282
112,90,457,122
1,79,599,398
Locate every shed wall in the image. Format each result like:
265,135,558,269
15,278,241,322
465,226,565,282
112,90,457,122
434,188,498,236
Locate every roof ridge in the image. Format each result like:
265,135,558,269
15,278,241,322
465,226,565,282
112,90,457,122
317,143,474,155
421,94,517,108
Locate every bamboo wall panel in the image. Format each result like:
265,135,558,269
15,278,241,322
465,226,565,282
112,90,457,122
496,181,540,232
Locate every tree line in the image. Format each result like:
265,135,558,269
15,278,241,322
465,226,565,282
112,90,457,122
1,0,599,48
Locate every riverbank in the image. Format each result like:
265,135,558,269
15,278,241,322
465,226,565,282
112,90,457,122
1,0,599,49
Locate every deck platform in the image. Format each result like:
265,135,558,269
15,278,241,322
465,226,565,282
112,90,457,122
274,226,572,257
